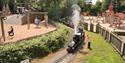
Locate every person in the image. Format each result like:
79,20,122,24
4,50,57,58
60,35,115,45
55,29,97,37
34,16,40,28
44,14,48,28
17,9,19,18
87,35,92,50
22,8,25,14
8,26,14,39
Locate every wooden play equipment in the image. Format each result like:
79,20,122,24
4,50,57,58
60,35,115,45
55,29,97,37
0,11,6,41
24,11,48,29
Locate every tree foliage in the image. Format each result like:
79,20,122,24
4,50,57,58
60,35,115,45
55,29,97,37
0,0,8,11
78,0,86,12
0,0,4,11
35,0,77,20
1,0,125,17
90,1,102,15
101,0,111,12
8,0,17,14
115,0,125,13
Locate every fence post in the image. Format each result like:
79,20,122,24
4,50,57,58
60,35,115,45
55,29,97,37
121,43,124,56
90,23,93,32
96,23,99,33
108,32,111,43
104,30,107,40
93,24,96,32
86,23,88,31
88,23,90,31
122,43,125,59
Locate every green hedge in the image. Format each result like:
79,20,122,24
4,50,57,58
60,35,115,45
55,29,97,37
0,23,73,63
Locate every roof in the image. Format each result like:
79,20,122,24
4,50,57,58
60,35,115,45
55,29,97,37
115,13,125,20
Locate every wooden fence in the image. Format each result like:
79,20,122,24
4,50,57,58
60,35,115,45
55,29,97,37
83,22,125,59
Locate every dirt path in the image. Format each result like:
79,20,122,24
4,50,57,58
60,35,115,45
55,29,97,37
31,48,68,63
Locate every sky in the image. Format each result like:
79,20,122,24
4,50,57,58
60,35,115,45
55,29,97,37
85,0,98,5
92,0,97,5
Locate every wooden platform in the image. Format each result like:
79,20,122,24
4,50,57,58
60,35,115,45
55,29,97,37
0,24,56,44
100,23,125,33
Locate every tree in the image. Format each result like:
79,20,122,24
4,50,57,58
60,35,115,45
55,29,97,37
120,0,125,13
78,0,86,12
101,0,124,13
113,0,122,12
0,0,8,11
8,0,17,14
90,0,102,15
96,1,102,12
36,0,76,20
114,0,125,13
0,0,4,11
101,0,111,12
90,1,102,16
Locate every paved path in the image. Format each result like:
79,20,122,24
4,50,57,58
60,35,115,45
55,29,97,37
4,14,24,25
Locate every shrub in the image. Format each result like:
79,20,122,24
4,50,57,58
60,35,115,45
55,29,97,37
0,23,73,63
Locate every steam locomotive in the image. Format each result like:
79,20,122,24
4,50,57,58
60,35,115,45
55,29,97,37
67,26,85,53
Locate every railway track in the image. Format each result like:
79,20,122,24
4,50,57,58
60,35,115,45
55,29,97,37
53,53,74,63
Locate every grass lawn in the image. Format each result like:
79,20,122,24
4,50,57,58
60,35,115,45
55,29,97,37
82,31,125,63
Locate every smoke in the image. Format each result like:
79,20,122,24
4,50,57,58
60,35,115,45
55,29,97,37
71,4,81,34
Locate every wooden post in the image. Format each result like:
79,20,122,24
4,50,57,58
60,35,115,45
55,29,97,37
1,18,5,41
27,12,30,29
44,14,48,28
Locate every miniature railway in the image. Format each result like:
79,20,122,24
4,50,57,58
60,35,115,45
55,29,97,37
53,53,74,63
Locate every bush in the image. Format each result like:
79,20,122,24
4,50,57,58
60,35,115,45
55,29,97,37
0,23,73,63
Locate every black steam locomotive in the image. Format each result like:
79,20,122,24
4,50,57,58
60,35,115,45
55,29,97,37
67,27,85,53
